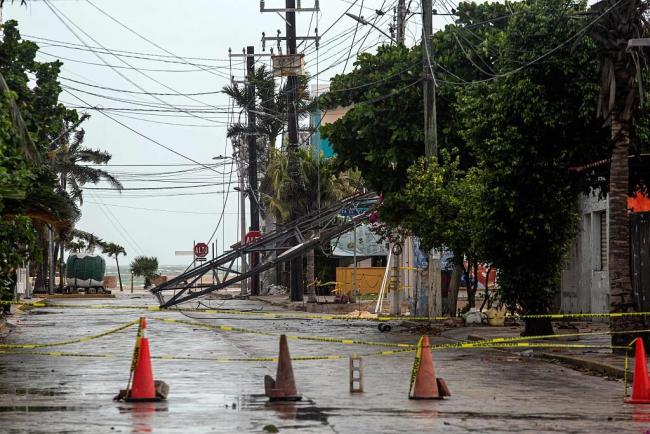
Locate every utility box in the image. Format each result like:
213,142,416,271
272,54,305,77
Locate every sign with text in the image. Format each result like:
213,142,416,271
194,242,209,258
331,224,387,257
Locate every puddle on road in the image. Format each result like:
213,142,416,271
0,405,88,412
7,387,68,397
240,395,330,425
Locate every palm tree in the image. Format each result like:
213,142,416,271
129,256,159,289
222,65,313,150
49,116,122,205
261,148,361,300
102,242,126,292
47,116,122,291
589,0,648,349
223,65,313,297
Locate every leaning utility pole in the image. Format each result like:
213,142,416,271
246,45,261,296
261,0,319,302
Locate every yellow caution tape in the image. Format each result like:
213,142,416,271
408,336,424,396
9,300,650,322
4,300,446,323
463,328,650,348
155,318,417,348
0,320,138,349
0,341,622,362
518,311,650,319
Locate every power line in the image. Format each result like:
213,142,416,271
59,76,223,96
24,33,233,62
43,0,229,126
63,90,229,175
84,0,231,81
83,202,236,215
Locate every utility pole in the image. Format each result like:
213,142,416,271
422,0,441,318
396,0,407,45
285,0,303,302
237,146,249,296
261,0,319,302
246,46,260,296
422,0,437,158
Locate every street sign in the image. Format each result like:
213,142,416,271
339,207,368,217
194,242,209,258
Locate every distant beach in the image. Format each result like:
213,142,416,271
104,263,240,288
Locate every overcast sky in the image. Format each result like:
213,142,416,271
4,0,451,265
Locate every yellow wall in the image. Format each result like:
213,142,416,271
335,267,384,295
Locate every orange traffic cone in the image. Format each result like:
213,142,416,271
114,317,169,402
626,338,650,404
265,334,302,401
409,335,450,400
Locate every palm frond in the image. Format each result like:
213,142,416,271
0,72,39,162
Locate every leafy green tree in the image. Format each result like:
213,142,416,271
130,256,159,289
0,20,120,292
456,0,611,334
321,44,424,197
320,3,510,314
395,155,485,310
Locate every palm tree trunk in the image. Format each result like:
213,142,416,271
59,241,65,292
306,248,316,302
609,116,644,349
115,256,124,292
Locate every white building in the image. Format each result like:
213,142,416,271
560,192,609,313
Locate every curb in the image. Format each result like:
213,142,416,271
537,352,631,380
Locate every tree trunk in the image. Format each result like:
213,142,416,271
116,256,124,292
466,262,478,309
609,116,645,350
59,240,65,292
447,255,463,317
306,248,316,302
34,227,47,292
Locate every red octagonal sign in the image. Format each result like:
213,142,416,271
194,242,209,258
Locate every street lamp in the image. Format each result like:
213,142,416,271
345,12,397,43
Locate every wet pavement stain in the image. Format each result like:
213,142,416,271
0,295,646,433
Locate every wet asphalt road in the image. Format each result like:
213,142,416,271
0,294,648,433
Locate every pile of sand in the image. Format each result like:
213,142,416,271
341,310,378,319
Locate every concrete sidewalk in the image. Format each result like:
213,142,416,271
441,322,636,381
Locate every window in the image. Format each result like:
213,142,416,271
593,211,607,271
599,211,607,271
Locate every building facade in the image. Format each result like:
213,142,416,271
560,193,610,313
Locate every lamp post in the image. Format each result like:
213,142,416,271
214,153,248,295
345,12,397,43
